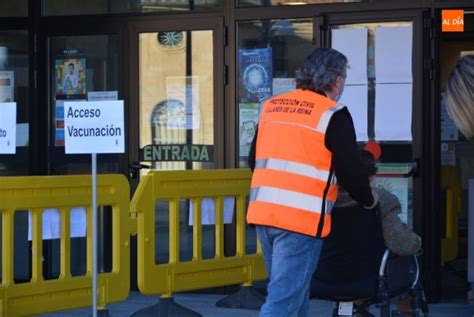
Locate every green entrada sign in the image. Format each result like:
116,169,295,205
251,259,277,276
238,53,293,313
140,144,213,162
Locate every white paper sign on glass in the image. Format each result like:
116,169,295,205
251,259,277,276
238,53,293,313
272,78,296,96
64,100,125,154
332,28,368,85
28,207,86,241
0,102,16,154
375,26,413,84
87,91,118,101
188,197,235,225
374,83,412,141
339,85,368,141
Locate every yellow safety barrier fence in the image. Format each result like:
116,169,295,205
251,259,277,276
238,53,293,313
0,175,130,316
441,166,462,264
131,169,267,297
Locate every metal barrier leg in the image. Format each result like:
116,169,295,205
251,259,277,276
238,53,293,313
215,284,265,310
131,296,202,317
96,308,111,317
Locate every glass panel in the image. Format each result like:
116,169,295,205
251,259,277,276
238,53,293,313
238,0,362,7
14,211,29,283
50,34,121,175
139,30,214,172
244,196,257,254
439,38,474,300
0,30,29,176
155,200,170,264
330,22,414,226
237,19,313,167
0,213,2,284
43,0,223,16
98,206,113,273
0,0,28,17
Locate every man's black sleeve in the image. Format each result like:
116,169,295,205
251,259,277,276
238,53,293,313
248,126,258,172
325,108,374,207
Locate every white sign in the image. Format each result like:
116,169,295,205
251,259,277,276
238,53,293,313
272,78,296,96
339,85,368,141
332,28,368,85
374,83,412,141
64,100,124,154
28,207,86,241
0,102,16,154
88,91,118,101
375,26,413,84
166,76,200,130
188,197,235,226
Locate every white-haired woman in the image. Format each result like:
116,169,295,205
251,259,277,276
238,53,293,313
444,55,474,139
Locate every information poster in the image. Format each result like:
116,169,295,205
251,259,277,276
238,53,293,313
54,50,87,146
54,51,86,98
166,76,200,130
0,71,14,102
441,96,459,141
441,143,456,166
239,103,259,158
239,48,272,103
375,163,412,225
272,78,296,96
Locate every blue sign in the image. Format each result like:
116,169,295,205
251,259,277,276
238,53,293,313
239,48,273,103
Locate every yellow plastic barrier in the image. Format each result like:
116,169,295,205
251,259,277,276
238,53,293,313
131,169,267,297
0,175,130,316
441,166,462,264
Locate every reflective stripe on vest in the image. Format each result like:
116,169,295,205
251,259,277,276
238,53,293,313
250,186,335,215
247,89,344,237
255,158,337,185
316,103,346,133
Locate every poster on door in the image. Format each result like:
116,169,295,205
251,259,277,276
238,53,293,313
239,103,259,158
239,48,273,103
0,71,14,102
54,50,86,98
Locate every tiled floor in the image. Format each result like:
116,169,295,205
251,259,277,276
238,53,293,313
38,291,474,317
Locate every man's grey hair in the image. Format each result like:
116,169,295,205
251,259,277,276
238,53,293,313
295,48,348,93
445,55,474,139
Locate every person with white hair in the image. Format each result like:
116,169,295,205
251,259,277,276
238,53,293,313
444,55,474,139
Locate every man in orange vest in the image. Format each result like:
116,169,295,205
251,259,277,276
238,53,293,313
247,48,378,316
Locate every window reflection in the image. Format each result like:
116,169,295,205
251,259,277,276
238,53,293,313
237,19,313,167
43,0,223,16
139,30,214,172
0,31,29,176
238,0,362,7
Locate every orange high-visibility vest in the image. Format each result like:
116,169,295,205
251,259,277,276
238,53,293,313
246,89,345,238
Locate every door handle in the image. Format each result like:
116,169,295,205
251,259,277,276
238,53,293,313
403,159,420,178
128,161,151,179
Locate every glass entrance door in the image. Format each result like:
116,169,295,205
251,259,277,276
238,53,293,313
129,18,224,177
128,18,225,265
315,10,434,295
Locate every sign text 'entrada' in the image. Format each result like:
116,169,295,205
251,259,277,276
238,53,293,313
141,144,213,162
